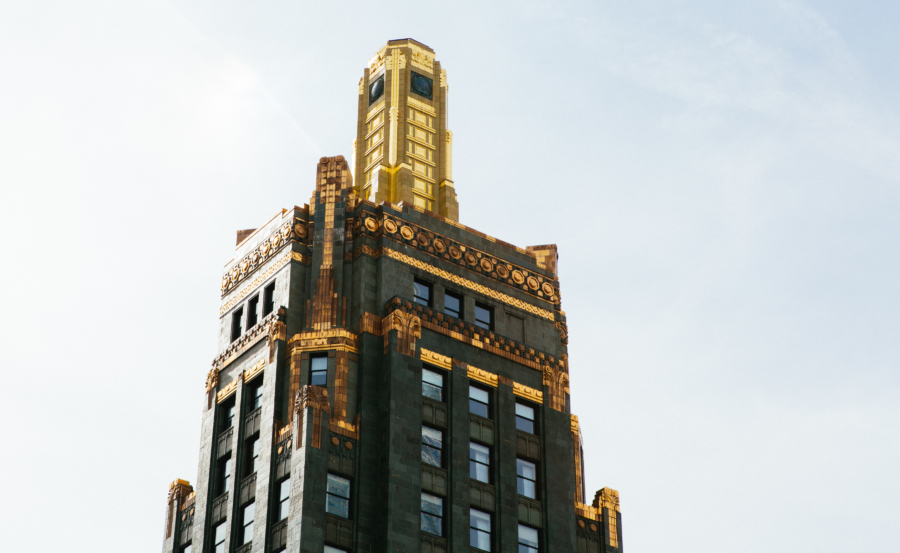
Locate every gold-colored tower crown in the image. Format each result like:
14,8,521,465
352,39,458,221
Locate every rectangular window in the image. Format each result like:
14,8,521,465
414,279,432,306
469,442,490,483
212,522,226,553
241,502,255,545
422,368,444,401
248,380,263,411
277,479,290,521
470,508,492,551
469,385,490,418
245,438,260,475
421,426,443,467
474,302,492,331
215,456,232,495
325,474,350,518
518,525,539,553
517,459,537,499
230,307,243,342
444,291,462,319
221,402,236,430
263,282,275,316
516,403,536,434
247,295,259,329
181,545,192,553
507,313,524,342
324,547,347,553
310,355,327,387
421,492,443,536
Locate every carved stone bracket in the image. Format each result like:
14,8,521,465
294,385,329,449
542,365,570,412
165,479,193,538
382,309,421,355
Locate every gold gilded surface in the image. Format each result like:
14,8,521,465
216,374,241,403
467,365,498,388
513,382,543,403
220,252,291,314
243,358,265,382
420,348,451,370
382,248,556,321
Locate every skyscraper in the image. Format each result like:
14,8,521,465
163,39,623,553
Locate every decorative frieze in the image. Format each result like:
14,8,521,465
382,309,421,355
221,219,307,297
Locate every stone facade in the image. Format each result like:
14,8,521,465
162,41,622,553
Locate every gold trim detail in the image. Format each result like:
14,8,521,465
382,248,556,321
216,374,241,403
513,382,543,403
288,328,359,354
420,348,451,370
467,365,498,388
291,251,309,263
382,309,421,355
243,358,265,382
571,414,580,435
220,252,291,314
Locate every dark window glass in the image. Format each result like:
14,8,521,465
474,302,492,330
263,282,275,316
241,502,255,545
216,456,232,495
422,368,443,401
245,438,260,475
421,492,443,536
247,295,259,328
518,525,539,553
516,459,537,499
515,403,535,434
213,522,226,553
221,402,236,430
470,508,492,551
469,386,490,418
230,307,243,342
421,426,442,467
250,382,263,410
470,442,490,483
444,291,462,318
310,356,327,387
277,479,290,521
325,474,351,518
508,313,524,342
414,279,432,306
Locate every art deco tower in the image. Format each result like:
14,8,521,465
162,40,623,553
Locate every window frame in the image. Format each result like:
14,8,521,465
469,442,491,484
470,508,492,551
413,278,433,307
240,502,255,545
516,458,538,499
420,492,444,536
310,355,328,387
230,306,244,342
212,521,226,553
469,385,491,418
421,425,443,467
518,524,539,553
244,438,260,476
515,402,537,434
247,294,259,329
276,478,290,521
263,281,275,317
444,290,463,319
215,455,232,496
422,366,444,402
325,473,351,518
474,302,493,331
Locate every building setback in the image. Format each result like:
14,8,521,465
162,39,623,553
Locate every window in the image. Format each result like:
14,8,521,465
413,279,432,306
212,522,226,553
508,313,524,342
474,302,492,330
469,386,490,418
221,402,236,430
263,282,275,317
240,502,255,545
420,492,443,536
230,307,243,342
310,355,327,387
215,456,232,495
248,381,263,411
276,479,290,521
247,295,259,329
470,508,492,551
244,438,260,475
422,368,444,401
469,442,490,483
516,459,537,499
444,291,462,319
325,474,350,518
518,525,539,553
181,546,192,553
324,547,347,553
421,426,443,467
516,403,536,434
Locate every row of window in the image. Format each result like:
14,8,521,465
420,496,538,553
414,279,501,333
423,368,536,433
230,281,276,342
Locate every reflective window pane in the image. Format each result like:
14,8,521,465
421,492,443,516
518,524,539,553
326,474,351,498
422,426,443,448
326,494,349,518
421,513,442,536
423,368,443,387
470,386,489,403
470,442,490,483
444,292,461,318
422,444,442,467
414,281,431,306
470,509,492,551
423,369,443,401
516,403,535,420
324,547,347,553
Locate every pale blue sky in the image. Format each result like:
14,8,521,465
0,1,897,551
